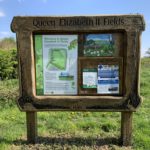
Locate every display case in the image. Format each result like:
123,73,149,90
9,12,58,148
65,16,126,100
11,15,145,111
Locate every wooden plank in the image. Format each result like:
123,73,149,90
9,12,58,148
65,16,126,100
121,112,133,146
26,112,37,143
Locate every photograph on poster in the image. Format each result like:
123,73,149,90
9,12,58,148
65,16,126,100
82,68,97,88
83,34,115,57
34,35,78,95
97,65,119,94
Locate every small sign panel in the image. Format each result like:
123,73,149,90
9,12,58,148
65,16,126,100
82,68,97,88
97,65,119,94
84,34,115,57
35,35,78,95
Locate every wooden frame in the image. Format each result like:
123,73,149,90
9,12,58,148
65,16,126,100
11,15,145,111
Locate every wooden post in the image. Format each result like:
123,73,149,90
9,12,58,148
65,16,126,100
26,112,37,143
121,112,133,146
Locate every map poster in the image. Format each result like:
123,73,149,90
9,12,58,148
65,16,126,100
82,68,97,88
34,35,78,95
97,65,119,94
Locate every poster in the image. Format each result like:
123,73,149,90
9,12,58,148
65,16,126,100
35,35,78,95
97,65,119,94
84,34,115,57
82,68,97,88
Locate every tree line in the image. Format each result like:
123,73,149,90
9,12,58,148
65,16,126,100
0,37,150,80
146,48,150,57
0,37,17,80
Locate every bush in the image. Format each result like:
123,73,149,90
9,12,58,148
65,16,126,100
0,49,18,80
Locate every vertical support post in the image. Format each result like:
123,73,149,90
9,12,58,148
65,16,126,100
26,111,37,143
121,112,133,146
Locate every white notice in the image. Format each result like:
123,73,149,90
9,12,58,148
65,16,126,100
42,35,78,95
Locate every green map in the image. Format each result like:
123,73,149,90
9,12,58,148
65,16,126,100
46,48,67,70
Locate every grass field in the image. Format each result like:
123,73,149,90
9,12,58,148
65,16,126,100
0,58,150,150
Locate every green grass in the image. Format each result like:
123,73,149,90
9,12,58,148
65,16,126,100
0,58,150,149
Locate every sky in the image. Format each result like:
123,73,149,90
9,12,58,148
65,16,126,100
0,0,149,57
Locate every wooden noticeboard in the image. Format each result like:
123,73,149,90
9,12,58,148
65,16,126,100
11,15,145,145
11,15,145,111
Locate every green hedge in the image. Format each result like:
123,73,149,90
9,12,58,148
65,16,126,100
0,49,18,80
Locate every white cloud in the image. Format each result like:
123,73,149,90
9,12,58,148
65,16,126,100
41,0,48,3
0,31,10,36
0,11,5,17
18,0,24,3
0,31,15,39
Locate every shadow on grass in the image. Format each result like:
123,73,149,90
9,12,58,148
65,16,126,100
12,136,121,147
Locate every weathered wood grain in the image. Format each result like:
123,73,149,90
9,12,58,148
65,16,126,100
26,112,37,143
121,112,133,146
